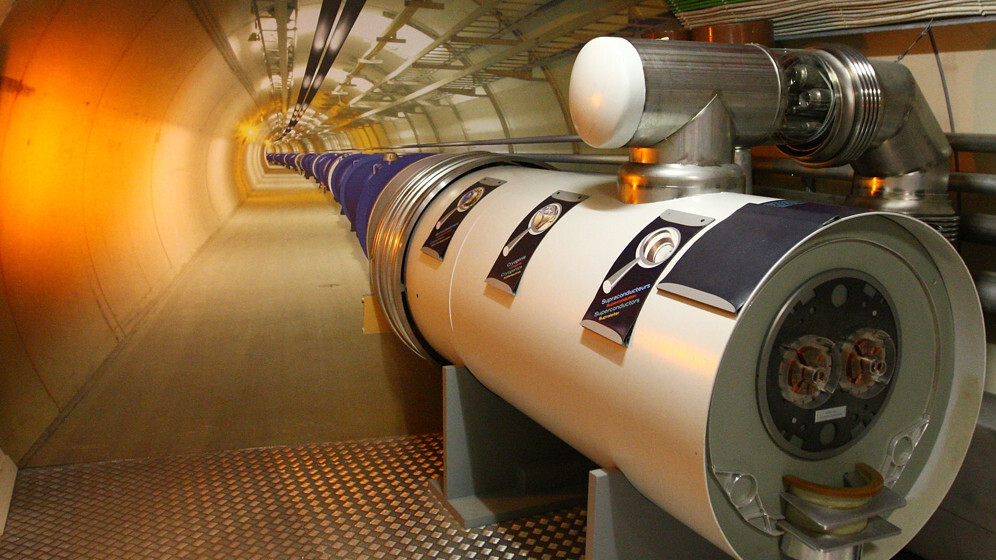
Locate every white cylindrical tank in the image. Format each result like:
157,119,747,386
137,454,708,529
367,153,985,559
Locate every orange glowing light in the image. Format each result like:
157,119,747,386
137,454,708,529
631,147,659,164
238,121,259,140
640,328,723,380
868,177,884,197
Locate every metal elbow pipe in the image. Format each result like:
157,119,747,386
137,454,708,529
844,61,957,239
569,39,946,168
570,39,957,238
849,62,951,178
570,38,786,202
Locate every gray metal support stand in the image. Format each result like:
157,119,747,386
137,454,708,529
430,366,732,558
428,365,593,528
586,468,731,560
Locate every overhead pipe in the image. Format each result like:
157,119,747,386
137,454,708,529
282,0,340,133
570,38,962,241
279,0,365,137
365,134,584,151
951,172,996,196
752,156,996,197
948,132,996,154
511,153,626,165
300,0,365,109
962,213,996,246
978,271,996,316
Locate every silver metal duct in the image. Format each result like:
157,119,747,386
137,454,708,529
569,39,958,240
842,58,956,239
570,38,784,202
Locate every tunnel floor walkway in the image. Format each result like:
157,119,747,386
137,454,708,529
0,433,927,560
1,434,588,559
22,175,439,468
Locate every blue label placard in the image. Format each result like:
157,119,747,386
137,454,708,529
485,191,587,295
581,209,713,346
421,177,505,261
658,201,864,313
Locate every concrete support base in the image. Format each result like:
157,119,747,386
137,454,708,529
586,467,729,559
908,393,996,560
429,366,736,559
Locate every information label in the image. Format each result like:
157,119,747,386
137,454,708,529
658,201,864,313
421,177,505,261
581,209,713,346
485,191,587,295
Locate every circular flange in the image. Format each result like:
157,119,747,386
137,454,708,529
757,271,899,460
366,152,552,360
705,212,983,560
779,45,883,167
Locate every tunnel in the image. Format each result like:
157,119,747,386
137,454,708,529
1,1,995,559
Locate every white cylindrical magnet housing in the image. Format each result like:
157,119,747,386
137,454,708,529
368,155,985,559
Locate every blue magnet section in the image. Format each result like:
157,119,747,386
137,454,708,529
339,155,383,222
330,153,370,202
315,154,340,191
299,153,317,180
264,151,434,254
354,153,434,254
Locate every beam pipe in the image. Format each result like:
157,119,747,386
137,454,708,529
962,214,996,246
753,157,996,197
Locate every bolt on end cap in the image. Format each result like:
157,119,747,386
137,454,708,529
569,37,646,149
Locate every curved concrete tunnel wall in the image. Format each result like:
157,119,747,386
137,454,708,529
0,0,256,461
0,0,583,465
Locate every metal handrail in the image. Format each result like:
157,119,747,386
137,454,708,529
359,132,996,154
367,134,583,151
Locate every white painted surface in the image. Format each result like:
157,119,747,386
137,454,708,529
0,449,15,536
987,343,995,396
569,37,645,148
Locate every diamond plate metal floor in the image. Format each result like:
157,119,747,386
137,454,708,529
0,434,585,559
